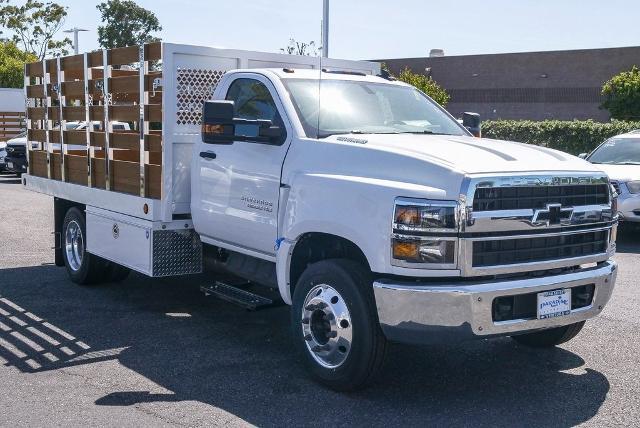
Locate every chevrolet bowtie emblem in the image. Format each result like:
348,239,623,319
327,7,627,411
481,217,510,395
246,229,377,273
532,203,574,226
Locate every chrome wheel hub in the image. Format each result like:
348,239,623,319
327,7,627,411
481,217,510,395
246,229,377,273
65,220,84,272
301,284,352,369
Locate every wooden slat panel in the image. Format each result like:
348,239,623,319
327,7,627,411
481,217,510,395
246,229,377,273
0,123,25,129
27,107,45,120
26,62,43,77
112,149,139,162
51,153,62,181
145,104,162,122
109,45,139,65
66,154,88,185
0,131,23,139
61,80,85,97
27,85,45,98
111,132,140,150
109,105,135,121
148,151,162,165
111,159,139,195
30,151,47,177
108,42,161,65
146,164,161,199
0,117,26,123
109,73,162,93
59,53,101,71
29,129,46,142
92,158,106,189
145,134,162,152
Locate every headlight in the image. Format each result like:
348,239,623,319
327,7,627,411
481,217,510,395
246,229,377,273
394,199,457,232
392,238,455,264
625,181,640,194
392,199,458,268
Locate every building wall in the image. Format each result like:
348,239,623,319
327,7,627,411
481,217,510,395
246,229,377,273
377,46,640,122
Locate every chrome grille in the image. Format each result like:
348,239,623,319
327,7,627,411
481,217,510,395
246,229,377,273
473,184,610,211
472,230,608,267
461,174,614,276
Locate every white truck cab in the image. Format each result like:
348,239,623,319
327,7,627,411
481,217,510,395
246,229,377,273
22,43,618,391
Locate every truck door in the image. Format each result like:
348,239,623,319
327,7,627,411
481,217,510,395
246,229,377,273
193,73,291,258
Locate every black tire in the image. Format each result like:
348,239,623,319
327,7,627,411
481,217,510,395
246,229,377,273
290,259,387,391
105,262,131,283
62,207,108,285
511,321,586,348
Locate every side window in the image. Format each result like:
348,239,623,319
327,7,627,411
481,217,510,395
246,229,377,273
225,78,286,144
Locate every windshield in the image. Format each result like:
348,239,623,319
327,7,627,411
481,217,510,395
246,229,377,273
283,79,468,138
588,138,640,165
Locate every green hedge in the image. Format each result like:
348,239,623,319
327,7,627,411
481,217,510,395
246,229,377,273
482,120,640,155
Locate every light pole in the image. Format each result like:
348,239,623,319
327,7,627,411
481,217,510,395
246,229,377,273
322,0,329,58
64,28,89,55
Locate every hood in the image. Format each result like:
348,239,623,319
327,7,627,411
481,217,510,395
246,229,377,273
591,163,640,182
6,137,27,147
328,134,603,175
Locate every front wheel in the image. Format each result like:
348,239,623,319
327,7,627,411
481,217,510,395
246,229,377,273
511,321,586,348
291,259,387,391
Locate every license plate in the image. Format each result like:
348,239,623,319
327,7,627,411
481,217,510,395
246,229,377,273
7,162,13,169
537,288,571,319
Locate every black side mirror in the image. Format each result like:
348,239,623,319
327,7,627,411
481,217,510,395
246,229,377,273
202,100,284,145
462,112,481,137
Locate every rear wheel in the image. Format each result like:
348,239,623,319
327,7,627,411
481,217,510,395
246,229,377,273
511,321,586,348
291,259,387,391
62,207,108,285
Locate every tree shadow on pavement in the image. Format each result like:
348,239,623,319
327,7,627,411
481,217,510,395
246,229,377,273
0,265,609,427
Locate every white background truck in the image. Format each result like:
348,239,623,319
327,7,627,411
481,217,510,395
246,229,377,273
22,42,618,391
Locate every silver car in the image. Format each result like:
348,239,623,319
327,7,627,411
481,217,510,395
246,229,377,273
582,132,640,223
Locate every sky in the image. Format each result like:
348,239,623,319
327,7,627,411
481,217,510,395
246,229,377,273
36,0,640,59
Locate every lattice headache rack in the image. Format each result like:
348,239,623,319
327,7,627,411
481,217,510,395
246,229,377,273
24,43,163,199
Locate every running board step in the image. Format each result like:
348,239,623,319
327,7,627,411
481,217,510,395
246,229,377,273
201,281,281,311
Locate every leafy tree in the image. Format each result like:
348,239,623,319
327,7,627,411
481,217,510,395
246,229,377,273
396,67,450,107
280,38,318,56
0,0,71,60
601,66,640,120
0,41,36,87
96,0,162,49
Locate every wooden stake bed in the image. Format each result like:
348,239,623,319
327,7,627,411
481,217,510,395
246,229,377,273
23,42,381,224
24,43,162,199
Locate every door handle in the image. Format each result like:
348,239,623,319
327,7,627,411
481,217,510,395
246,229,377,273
199,151,217,160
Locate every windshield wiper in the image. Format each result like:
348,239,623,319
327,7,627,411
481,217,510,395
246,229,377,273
618,162,640,165
398,130,454,136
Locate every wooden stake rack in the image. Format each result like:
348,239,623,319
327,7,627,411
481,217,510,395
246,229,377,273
0,111,26,142
24,43,162,199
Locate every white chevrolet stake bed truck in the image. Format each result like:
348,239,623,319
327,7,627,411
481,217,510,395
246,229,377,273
22,43,618,390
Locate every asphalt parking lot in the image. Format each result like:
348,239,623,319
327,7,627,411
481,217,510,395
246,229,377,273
0,172,639,427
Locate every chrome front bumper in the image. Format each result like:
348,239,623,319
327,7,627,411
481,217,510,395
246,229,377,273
373,260,617,345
